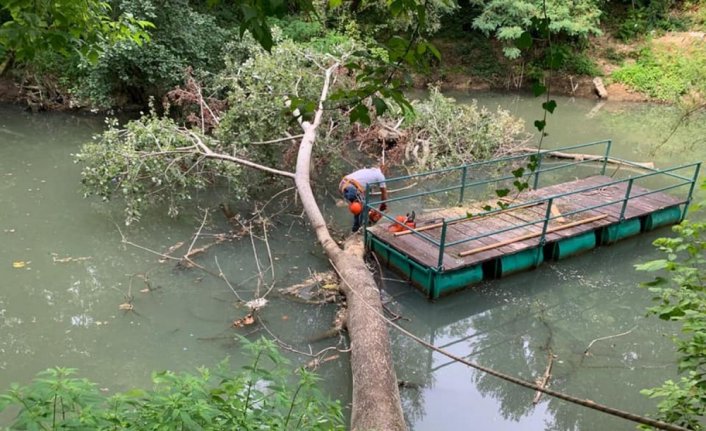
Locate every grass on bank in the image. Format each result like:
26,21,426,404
611,39,706,101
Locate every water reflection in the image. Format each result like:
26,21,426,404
390,231,684,430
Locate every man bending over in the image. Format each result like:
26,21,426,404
339,166,389,232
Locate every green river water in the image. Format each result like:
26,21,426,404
1,95,704,430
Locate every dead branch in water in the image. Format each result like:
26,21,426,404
214,255,243,302
533,351,555,404
534,302,555,405
186,209,209,256
583,325,638,356
258,317,351,368
513,147,655,170
115,223,180,262
309,307,348,343
280,269,340,304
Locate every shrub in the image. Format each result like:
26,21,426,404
616,0,692,41
73,0,230,107
270,17,326,42
636,179,706,430
471,0,603,58
0,338,344,430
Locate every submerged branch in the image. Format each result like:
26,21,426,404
584,326,638,356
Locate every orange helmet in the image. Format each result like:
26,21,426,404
349,201,363,215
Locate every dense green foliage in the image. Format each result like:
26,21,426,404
0,338,344,430
3,0,703,109
77,114,245,225
636,181,706,430
215,32,354,157
0,0,152,64
469,0,602,58
76,0,230,107
613,0,691,41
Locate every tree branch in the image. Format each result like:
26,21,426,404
184,129,296,178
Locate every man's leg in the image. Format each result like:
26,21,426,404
352,213,362,232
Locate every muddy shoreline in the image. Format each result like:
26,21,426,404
0,72,655,114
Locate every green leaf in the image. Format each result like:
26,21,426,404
482,205,492,212
548,50,564,69
532,82,546,97
389,0,405,16
349,104,371,125
386,36,409,61
515,31,532,50
534,120,546,132
531,16,550,38
328,0,342,8
511,167,525,178
495,188,510,198
416,4,427,28
542,100,557,114
427,43,441,61
372,97,388,116
528,154,539,171
635,259,669,272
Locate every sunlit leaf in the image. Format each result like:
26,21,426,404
635,259,669,272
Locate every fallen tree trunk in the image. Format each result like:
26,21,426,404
294,64,406,431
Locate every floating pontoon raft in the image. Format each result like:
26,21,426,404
362,140,701,299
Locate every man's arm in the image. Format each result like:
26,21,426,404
379,187,388,212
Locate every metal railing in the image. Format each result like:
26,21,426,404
362,141,701,271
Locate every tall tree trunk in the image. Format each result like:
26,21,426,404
294,65,407,431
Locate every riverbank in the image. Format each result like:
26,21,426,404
421,30,705,103
0,76,19,104
0,31,706,111
0,69,651,112
415,72,653,103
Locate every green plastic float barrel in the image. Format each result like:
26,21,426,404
548,231,596,260
408,258,434,297
487,247,544,278
599,219,642,245
369,235,480,299
644,206,682,231
431,266,483,299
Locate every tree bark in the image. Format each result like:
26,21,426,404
294,64,407,431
